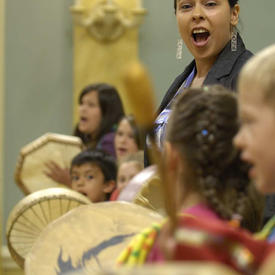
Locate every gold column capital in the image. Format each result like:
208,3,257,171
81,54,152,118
70,0,146,42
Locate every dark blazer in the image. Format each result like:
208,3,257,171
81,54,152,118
145,34,252,167
158,34,253,114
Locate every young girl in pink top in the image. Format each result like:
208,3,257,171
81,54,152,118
118,85,269,275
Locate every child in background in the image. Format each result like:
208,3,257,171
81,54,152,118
75,83,125,156
234,44,275,242
45,83,124,186
118,86,270,275
70,149,116,202
110,151,144,201
115,115,144,162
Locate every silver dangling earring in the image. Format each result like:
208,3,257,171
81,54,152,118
176,38,183,60
231,27,237,52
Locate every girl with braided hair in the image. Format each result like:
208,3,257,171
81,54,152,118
163,84,260,231
117,85,275,275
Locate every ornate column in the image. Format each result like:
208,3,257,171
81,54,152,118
70,0,146,121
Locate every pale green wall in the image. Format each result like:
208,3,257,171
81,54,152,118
3,0,74,243
139,1,191,105
2,0,275,244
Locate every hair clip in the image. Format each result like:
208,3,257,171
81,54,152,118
201,129,208,136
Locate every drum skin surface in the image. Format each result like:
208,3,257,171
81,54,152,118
45,263,241,275
25,202,162,275
118,165,166,215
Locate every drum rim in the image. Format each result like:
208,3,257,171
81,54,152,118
6,187,91,268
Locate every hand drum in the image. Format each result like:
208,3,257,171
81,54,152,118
15,133,82,194
6,187,91,268
25,202,163,275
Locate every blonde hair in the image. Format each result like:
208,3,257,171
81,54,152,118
239,44,275,105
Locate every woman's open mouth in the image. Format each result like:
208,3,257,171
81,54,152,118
191,28,210,47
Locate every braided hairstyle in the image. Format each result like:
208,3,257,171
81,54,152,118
174,0,239,11
166,85,262,232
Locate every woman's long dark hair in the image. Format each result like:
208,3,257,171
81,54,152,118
166,85,263,232
74,83,125,147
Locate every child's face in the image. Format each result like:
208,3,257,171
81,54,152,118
115,119,139,160
234,83,275,194
71,163,111,202
78,91,102,135
117,161,142,192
